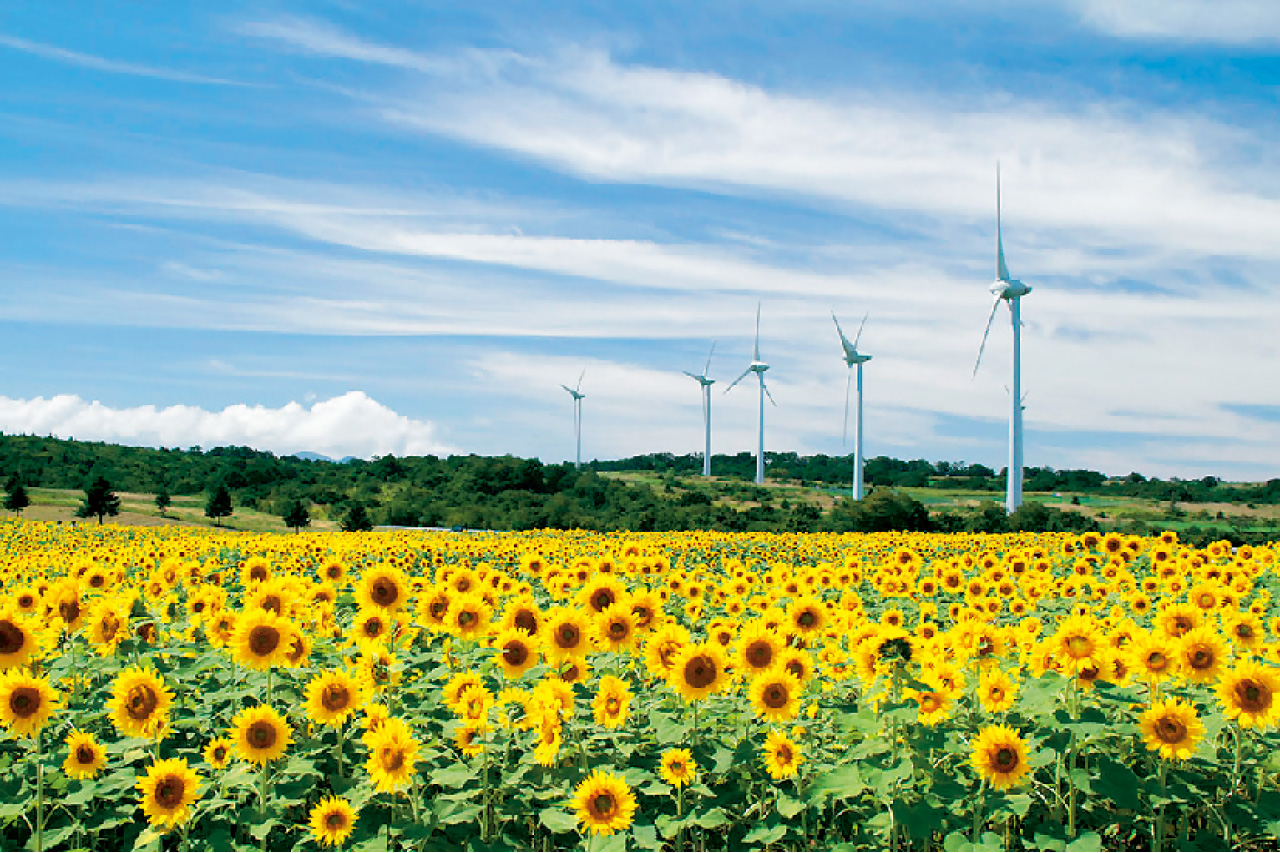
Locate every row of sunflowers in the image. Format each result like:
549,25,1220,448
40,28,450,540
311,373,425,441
0,520,1276,850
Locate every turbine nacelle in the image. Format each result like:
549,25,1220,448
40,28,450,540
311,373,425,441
991,279,1032,300
684,372,715,387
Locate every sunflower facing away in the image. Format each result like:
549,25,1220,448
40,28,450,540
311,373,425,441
659,747,697,788
1140,698,1205,760
591,675,632,729
308,795,358,848
108,665,174,740
571,770,637,836
63,730,106,780
0,671,59,738
136,757,201,831
970,725,1031,790
230,704,293,765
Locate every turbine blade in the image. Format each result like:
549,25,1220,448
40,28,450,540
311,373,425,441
853,312,868,349
724,366,752,393
973,294,1003,377
831,311,847,343
560,384,574,395
996,162,1011,282
704,341,716,376
683,371,701,381
762,378,777,407
842,370,852,446
576,369,585,393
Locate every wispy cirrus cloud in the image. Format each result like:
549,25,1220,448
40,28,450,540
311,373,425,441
0,34,249,85
1065,0,1280,42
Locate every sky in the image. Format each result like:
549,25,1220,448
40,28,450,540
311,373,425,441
1,0,1279,479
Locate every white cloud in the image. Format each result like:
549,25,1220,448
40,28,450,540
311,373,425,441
0,392,454,459
1066,0,1280,42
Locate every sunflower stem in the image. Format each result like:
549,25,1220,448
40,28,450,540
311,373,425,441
1067,675,1079,840
1153,757,1168,852
34,732,44,853
972,779,985,847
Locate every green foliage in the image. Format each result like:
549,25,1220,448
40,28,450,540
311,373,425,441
3,480,28,514
341,502,373,532
154,487,171,515
205,484,233,526
282,499,311,532
76,474,121,524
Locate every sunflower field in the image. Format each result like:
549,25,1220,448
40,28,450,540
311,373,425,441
0,520,1277,851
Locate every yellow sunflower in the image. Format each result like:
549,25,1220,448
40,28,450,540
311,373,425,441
454,684,495,725
305,670,366,728
643,624,689,681
63,731,106,780
736,624,784,676
0,608,39,670
365,717,420,793
762,730,803,779
1126,631,1182,685
308,795,358,848
659,747,697,788
1140,698,1205,760
136,758,201,832
908,686,955,726
1217,661,1280,729
787,594,828,638
594,604,639,653
350,608,391,649
571,770,637,836
230,609,291,671
591,675,632,729
455,722,485,757
1178,625,1228,685
0,671,58,738
230,705,293,765
544,607,591,663
749,668,802,723
970,725,1031,790
445,592,493,641
1051,615,1105,675
494,628,539,679
203,737,233,769
356,565,411,614
978,668,1019,713
669,643,730,703
107,665,173,740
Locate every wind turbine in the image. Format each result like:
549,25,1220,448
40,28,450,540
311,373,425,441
833,312,871,500
725,303,775,485
683,343,716,477
973,165,1032,513
560,370,585,469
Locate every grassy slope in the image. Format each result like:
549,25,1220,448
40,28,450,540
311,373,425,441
15,488,340,534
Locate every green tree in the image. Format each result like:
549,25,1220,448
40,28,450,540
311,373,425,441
76,475,121,524
283,499,311,532
155,487,172,517
4,481,29,515
205,484,233,528
341,502,373,532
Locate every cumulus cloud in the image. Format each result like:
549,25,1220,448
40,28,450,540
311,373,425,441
0,392,453,460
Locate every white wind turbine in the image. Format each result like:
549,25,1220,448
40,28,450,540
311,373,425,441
725,303,775,485
833,312,871,500
560,370,585,469
683,343,716,477
973,165,1032,513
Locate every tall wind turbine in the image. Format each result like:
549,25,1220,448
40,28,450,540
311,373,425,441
833,312,871,500
974,165,1032,513
725,304,775,485
683,343,716,477
560,370,585,469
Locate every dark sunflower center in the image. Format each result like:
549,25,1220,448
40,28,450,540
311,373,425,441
429,599,448,619
59,599,81,624
325,811,347,831
993,747,1018,772
746,641,773,669
632,605,652,626
458,610,476,627
763,684,788,709
1237,680,1270,713
605,696,621,714
556,624,580,649
989,687,1005,701
248,721,277,749
608,621,628,640
249,625,281,657
775,743,793,764
920,693,941,712
156,776,185,809
684,655,716,689
371,580,398,607
250,567,269,582
10,687,38,717
514,611,537,633
381,747,405,772
365,618,384,636
592,793,616,817
658,643,679,667
1189,648,1212,669
1158,718,1187,743
321,684,350,712
0,621,26,655
797,610,817,628
1171,617,1193,636
503,642,528,666
75,745,96,764
1147,652,1168,670
126,685,159,720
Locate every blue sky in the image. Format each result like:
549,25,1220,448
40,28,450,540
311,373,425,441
2,1,1279,478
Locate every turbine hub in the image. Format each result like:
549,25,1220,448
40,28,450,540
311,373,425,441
992,279,1031,299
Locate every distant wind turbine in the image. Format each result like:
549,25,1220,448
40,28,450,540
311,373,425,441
683,343,716,477
560,370,585,469
973,164,1032,513
833,312,871,500
725,303,775,485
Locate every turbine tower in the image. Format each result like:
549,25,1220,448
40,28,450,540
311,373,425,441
560,370,585,469
683,343,716,477
725,303,775,485
974,165,1032,513
833,312,871,500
